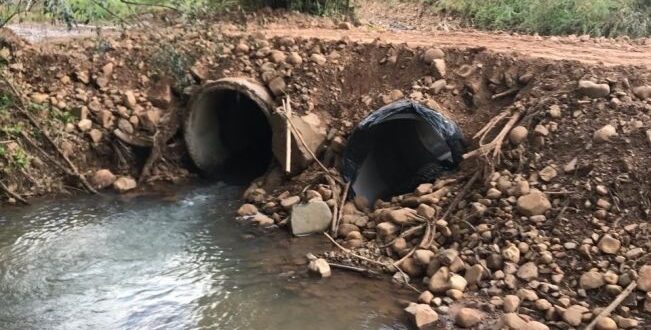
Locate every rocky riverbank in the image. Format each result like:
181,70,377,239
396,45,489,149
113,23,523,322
2,9,651,330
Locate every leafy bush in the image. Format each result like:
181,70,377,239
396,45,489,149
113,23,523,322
435,0,650,38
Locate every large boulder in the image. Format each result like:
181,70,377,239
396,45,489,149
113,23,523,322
290,201,332,236
270,113,327,174
91,169,116,189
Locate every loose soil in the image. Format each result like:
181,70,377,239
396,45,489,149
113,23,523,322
2,7,651,330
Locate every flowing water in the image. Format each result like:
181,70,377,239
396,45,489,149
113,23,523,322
0,184,411,330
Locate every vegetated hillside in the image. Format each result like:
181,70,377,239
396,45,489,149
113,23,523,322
434,0,651,38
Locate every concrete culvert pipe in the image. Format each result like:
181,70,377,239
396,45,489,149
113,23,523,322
185,78,274,183
342,100,467,203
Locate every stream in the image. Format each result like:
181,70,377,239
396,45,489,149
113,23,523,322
0,183,410,330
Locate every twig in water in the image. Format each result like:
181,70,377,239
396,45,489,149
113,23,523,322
327,262,381,277
0,179,29,205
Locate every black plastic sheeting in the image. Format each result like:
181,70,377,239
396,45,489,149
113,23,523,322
342,100,467,203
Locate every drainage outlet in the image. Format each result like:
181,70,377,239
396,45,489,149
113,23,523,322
342,100,467,203
185,78,274,183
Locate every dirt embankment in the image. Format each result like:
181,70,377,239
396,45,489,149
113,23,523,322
2,10,651,330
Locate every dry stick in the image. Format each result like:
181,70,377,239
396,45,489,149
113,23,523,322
463,110,522,160
1,74,99,194
326,175,340,235
325,221,418,293
491,87,519,100
0,179,29,205
332,182,351,237
583,281,637,330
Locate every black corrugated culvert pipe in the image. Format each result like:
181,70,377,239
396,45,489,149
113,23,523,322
342,100,467,203
184,78,274,183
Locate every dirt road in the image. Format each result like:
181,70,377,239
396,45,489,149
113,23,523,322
255,25,651,69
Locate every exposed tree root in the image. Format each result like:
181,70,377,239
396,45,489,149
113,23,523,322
0,72,98,194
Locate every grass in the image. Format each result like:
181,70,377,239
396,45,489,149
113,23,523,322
2,0,353,27
433,0,651,38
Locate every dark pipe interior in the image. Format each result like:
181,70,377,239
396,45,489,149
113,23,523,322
352,117,452,202
198,89,273,184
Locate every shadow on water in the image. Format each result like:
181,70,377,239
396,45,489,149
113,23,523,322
0,183,411,330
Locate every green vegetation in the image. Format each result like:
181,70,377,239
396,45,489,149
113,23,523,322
433,0,650,38
1,0,351,27
11,146,28,168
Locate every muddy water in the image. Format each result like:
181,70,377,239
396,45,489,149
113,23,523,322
0,184,410,330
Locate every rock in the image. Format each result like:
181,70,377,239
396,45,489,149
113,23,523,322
77,119,92,131
563,305,588,327
376,222,399,238
268,77,286,96
387,208,417,224
117,119,134,134
526,321,550,330
91,169,116,189
509,126,528,145
502,313,527,329
593,125,617,142
418,290,434,304
578,80,610,98
632,85,651,99
102,62,114,77
449,274,467,291
455,308,482,328
237,203,258,216
30,93,48,104
502,243,521,263
308,258,331,277
428,266,450,293
487,254,503,270
405,303,439,329
538,166,558,182
281,196,300,210
113,176,137,193
465,264,484,285
503,295,520,313
432,59,446,78
338,22,353,30
88,129,103,143
253,213,274,226
268,50,286,63
235,42,249,53
422,48,445,64
580,271,605,289
534,299,552,311
148,82,172,109
310,53,326,65
517,192,551,216
595,317,617,330
414,249,435,266
290,201,333,236
617,317,639,328
124,90,137,109
517,262,538,281
638,265,651,291
598,234,621,254
288,52,303,65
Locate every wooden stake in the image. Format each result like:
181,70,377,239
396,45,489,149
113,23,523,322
284,96,292,174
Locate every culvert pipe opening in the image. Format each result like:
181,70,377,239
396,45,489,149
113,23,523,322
342,100,467,203
185,78,274,183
